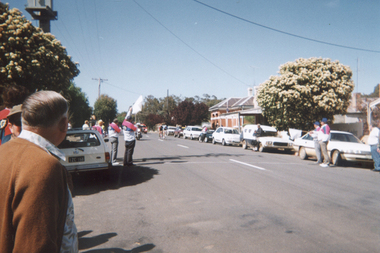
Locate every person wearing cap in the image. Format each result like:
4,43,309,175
122,107,137,166
309,121,322,164
318,118,331,167
7,104,22,139
367,121,380,172
0,85,29,145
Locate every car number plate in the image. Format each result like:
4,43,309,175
69,156,85,163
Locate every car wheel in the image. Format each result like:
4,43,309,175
183,134,186,139
258,143,264,152
242,140,247,149
222,139,226,146
332,150,342,166
204,137,208,143
199,136,203,142
212,138,216,145
190,134,193,140
299,147,308,160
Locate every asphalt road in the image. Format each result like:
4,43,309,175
71,133,380,253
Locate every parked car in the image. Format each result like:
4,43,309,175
212,127,241,146
58,129,111,172
241,124,294,152
198,130,215,143
174,126,184,138
183,126,202,140
293,130,373,166
166,126,176,136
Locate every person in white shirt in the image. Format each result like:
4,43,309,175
368,121,380,172
318,118,330,167
108,118,121,165
82,120,90,130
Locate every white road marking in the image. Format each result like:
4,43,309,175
177,144,189,149
229,159,266,171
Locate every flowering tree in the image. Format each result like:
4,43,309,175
0,3,79,94
257,58,354,130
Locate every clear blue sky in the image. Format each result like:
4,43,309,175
6,0,380,112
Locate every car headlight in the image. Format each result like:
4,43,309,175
266,141,272,145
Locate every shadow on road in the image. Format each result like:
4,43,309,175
71,166,159,197
78,230,155,253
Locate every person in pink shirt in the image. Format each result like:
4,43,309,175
108,118,121,165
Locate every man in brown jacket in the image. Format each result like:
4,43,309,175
0,90,78,252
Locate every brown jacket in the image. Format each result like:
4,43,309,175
0,138,69,253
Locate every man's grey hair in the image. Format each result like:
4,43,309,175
22,90,68,128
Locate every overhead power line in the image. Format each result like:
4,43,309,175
194,0,380,54
133,0,249,86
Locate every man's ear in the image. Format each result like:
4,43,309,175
59,116,68,132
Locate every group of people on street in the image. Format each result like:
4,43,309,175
310,118,331,167
0,90,78,252
0,86,142,252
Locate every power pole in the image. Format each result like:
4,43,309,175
92,78,108,98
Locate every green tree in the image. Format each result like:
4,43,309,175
93,94,117,124
257,57,354,130
66,82,92,128
0,3,79,98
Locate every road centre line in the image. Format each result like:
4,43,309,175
177,144,189,149
229,159,266,171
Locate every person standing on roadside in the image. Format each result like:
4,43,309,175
109,118,121,165
82,120,90,130
310,121,322,164
6,104,23,139
368,121,380,172
0,90,78,253
252,124,263,151
123,108,137,166
318,118,331,167
0,85,29,145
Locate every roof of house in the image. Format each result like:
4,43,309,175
209,96,254,111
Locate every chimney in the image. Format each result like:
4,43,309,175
248,87,253,97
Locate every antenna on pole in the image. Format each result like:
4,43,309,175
25,0,57,33
92,78,108,98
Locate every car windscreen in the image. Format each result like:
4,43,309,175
58,133,101,148
192,128,202,131
261,131,277,137
331,133,360,143
224,129,239,134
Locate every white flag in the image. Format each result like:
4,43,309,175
132,95,143,114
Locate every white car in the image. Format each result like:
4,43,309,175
183,126,202,140
241,124,294,152
166,126,176,136
293,130,372,166
212,127,241,146
58,129,111,172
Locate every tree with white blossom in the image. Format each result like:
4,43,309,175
257,57,354,130
0,3,79,94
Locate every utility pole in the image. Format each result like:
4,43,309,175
92,78,108,98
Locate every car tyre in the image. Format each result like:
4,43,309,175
183,134,186,139
212,138,216,145
299,147,308,160
242,140,247,149
190,134,193,140
199,136,203,143
204,137,208,143
222,139,226,146
332,150,342,166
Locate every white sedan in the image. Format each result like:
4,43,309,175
293,130,372,166
212,127,241,146
58,129,111,172
183,126,203,140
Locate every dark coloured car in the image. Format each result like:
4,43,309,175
174,127,184,138
198,130,215,143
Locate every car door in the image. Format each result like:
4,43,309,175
213,128,222,142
